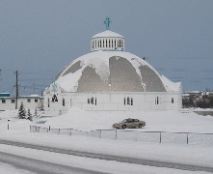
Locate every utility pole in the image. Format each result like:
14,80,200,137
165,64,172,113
15,70,19,109
0,69,2,92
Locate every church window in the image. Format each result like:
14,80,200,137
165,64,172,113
1,99,6,104
52,94,58,102
103,39,105,48
127,97,130,105
171,98,174,104
155,96,159,105
118,40,123,48
62,98,65,106
131,98,133,106
48,98,50,108
91,97,94,104
87,97,97,105
124,97,133,106
106,39,108,48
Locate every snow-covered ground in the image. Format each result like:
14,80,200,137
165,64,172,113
0,109,213,173
0,132,213,174
42,109,213,133
2,109,213,133
0,144,210,174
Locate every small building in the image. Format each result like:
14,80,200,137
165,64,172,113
0,94,43,111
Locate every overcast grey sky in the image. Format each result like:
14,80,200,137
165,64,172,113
0,0,213,94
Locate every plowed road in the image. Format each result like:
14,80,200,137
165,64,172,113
0,139,212,173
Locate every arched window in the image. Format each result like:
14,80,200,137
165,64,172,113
47,98,50,107
91,97,94,104
106,39,108,48
103,39,105,48
127,97,130,105
87,97,97,105
52,94,58,102
156,96,159,105
62,98,65,106
131,98,133,106
124,97,133,106
171,98,174,104
109,39,111,48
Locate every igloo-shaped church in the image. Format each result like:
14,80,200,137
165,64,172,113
44,19,182,113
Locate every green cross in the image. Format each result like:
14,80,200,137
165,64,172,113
104,17,111,30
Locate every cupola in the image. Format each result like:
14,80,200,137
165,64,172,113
90,17,125,51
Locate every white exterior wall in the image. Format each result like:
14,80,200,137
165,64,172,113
44,92,182,113
0,97,43,111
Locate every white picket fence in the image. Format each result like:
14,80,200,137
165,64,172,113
30,125,213,146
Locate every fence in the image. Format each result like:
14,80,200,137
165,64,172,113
30,125,213,146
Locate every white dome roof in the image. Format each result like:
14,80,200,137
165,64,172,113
92,30,124,38
52,51,181,93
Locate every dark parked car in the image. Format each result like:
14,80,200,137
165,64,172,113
112,118,146,129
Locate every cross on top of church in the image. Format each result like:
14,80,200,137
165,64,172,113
104,17,111,30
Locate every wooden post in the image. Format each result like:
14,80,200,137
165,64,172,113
7,120,10,130
98,129,102,138
115,129,118,140
187,133,189,144
69,128,72,136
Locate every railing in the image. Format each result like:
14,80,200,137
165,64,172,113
30,125,213,146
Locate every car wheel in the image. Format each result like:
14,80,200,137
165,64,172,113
122,124,127,129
